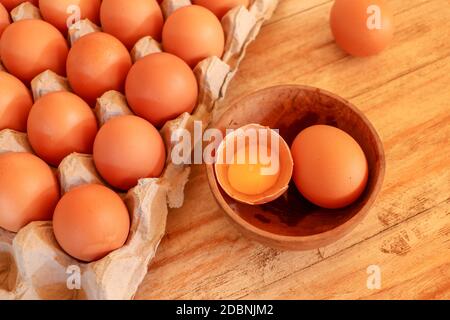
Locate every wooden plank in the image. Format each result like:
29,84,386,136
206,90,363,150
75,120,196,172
244,199,450,300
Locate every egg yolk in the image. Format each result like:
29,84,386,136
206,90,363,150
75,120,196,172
227,147,280,196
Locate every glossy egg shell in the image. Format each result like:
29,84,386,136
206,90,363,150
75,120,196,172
291,125,369,209
93,115,166,191
66,32,132,106
0,0,38,11
27,91,98,167
192,0,250,19
125,52,198,127
100,0,163,49
39,0,102,34
0,71,33,132
53,184,130,262
0,152,60,233
0,3,10,37
162,5,225,68
330,0,394,57
0,19,69,84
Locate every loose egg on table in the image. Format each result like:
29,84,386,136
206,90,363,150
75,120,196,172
53,184,130,262
100,0,164,49
0,19,69,83
291,125,369,209
0,152,60,233
39,0,102,34
330,0,394,57
162,5,225,68
27,91,98,167
66,32,132,106
93,115,166,191
193,0,250,19
125,52,198,127
0,71,33,132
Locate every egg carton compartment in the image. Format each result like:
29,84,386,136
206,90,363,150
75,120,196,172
0,0,278,300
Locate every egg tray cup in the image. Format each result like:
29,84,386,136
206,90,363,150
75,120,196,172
0,0,279,300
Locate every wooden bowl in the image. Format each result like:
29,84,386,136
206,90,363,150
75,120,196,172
206,85,385,250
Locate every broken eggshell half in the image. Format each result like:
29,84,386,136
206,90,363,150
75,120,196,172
214,124,293,205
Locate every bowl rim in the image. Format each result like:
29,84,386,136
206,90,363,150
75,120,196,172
205,84,386,245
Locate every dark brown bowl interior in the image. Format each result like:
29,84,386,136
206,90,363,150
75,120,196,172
206,85,385,250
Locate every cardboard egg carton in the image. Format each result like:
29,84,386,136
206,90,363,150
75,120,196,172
10,2,42,22
0,0,278,300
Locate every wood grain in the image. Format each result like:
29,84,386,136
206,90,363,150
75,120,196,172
135,0,450,300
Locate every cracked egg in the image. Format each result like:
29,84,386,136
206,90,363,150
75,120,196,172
214,124,293,205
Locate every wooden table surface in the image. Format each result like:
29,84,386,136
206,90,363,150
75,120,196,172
136,0,450,300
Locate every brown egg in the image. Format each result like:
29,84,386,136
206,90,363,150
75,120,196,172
0,71,33,132
93,115,166,191
162,5,225,67
0,20,69,84
27,91,98,167
53,184,130,262
215,124,293,205
0,152,60,232
39,0,101,34
66,32,132,106
0,0,38,11
330,0,394,57
125,52,198,127
100,0,163,49
291,125,368,209
193,0,250,19
0,3,10,37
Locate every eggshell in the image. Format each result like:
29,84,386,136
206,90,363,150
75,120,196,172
330,0,394,57
0,0,38,11
0,71,33,132
162,5,225,68
27,91,98,167
66,32,132,106
100,0,163,49
0,19,69,84
39,0,101,34
125,52,198,127
0,3,10,37
93,115,166,191
291,125,369,209
53,184,130,262
0,152,60,232
215,124,293,205
193,0,250,19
